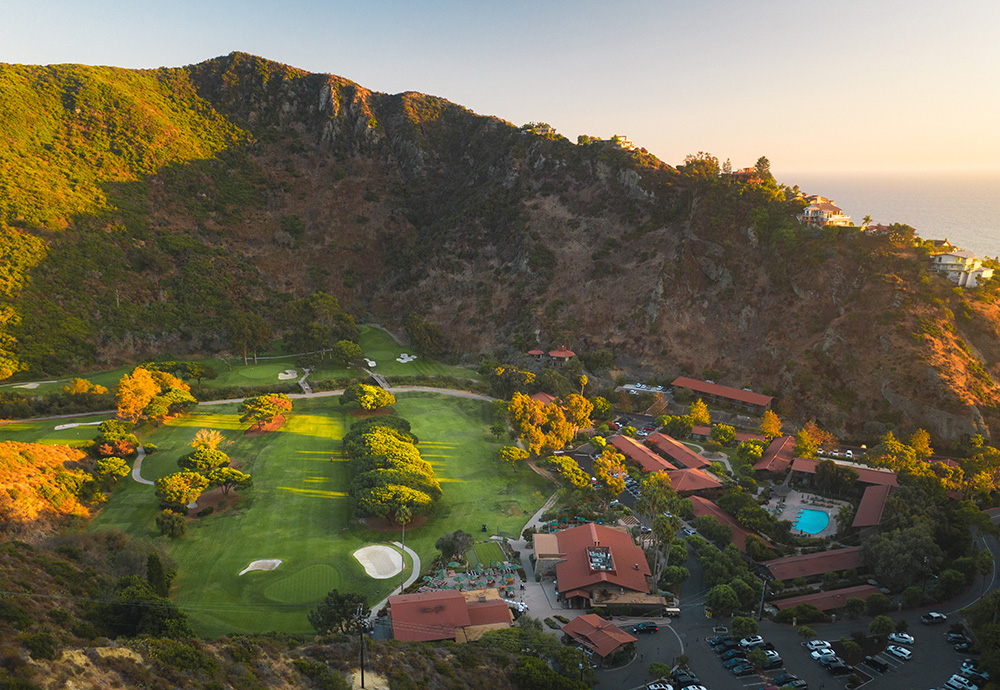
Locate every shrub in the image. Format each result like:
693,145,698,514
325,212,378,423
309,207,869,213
156,511,187,538
196,506,214,517
142,444,158,454
648,661,672,678
19,632,59,660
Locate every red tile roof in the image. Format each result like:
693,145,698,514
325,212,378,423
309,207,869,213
561,614,637,658
554,523,651,597
689,496,774,554
692,425,765,443
527,349,545,356
765,547,863,581
671,377,774,407
608,435,674,473
790,457,898,487
389,590,512,642
772,584,883,612
666,468,723,493
389,590,471,641
529,392,558,405
549,346,576,358
852,484,893,528
646,432,710,469
754,436,796,473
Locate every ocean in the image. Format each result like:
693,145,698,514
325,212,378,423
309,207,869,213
781,171,1000,259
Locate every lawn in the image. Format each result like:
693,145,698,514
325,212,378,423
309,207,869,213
0,413,114,447
466,541,507,567
86,391,548,636
1,326,478,397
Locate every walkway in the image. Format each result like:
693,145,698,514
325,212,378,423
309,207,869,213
297,368,312,395
369,541,422,617
130,445,153,485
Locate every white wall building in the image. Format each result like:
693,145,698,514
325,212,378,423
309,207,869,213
931,251,994,287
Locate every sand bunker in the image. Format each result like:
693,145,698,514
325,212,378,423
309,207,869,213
239,559,283,576
395,354,417,363
54,420,104,431
353,545,403,579
11,380,56,389
277,369,298,380
364,358,377,368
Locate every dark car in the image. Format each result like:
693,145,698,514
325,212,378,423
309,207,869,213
863,656,889,672
732,663,756,677
708,634,733,646
955,641,974,652
763,658,784,670
671,670,699,686
785,681,808,690
723,658,747,669
632,622,659,634
948,633,969,644
715,640,740,654
747,640,776,651
720,649,747,661
772,674,799,685
827,663,851,676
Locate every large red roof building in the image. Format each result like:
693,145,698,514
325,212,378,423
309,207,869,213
608,435,674,473
671,377,773,413
645,432,710,470
665,467,723,495
388,589,513,643
764,547,863,582
754,435,796,474
561,614,637,663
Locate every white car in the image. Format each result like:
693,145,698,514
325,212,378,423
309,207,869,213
886,644,912,660
739,635,764,647
811,648,837,660
946,675,979,690
887,632,914,645
805,639,831,651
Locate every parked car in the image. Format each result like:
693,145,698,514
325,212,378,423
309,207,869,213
811,648,837,660
715,640,740,654
887,632,914,644
946,675,980,690
723,657,747,669
862,656,889,672
804,640,831,651
707,634,732,646
827,663,851,676
818,655,844,667
772,674,799,686
731,663,756,676
921,611,947,624
886,645,912,660
961,660,988,678
683,527,697,536
632,621,659,634
783,681,808,690
646,684,673,690
670,670,699,687
948,633,969,644
739,635,764,648
954,641,974,652
720,648,747,661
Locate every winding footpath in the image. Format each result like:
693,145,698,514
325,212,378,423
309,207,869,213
130,444,153,485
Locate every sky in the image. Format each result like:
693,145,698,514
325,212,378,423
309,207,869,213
2,0,999,176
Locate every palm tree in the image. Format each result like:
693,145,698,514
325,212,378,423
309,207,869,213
861,214,873,229
397,504,413,594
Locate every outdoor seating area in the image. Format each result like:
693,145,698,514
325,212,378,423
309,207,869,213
805,496,839,508
415,562,522,597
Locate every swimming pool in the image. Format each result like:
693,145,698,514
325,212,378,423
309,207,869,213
794,508,830,534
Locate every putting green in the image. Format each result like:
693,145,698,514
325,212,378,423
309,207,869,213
263,564,340,604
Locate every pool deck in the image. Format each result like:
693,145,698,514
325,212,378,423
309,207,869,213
763,490,845,539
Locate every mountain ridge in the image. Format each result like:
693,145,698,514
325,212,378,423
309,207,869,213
1,52,998,442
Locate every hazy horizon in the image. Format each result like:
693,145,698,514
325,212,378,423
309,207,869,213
2,1,996,175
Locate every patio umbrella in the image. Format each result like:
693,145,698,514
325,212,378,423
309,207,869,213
422,576,433,582
448,561,461,568
491,561,504,567
454,575,465,582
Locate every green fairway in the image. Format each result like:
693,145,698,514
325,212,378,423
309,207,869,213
86,391,548,636
0,413,114,447
351,327,480,381
466,541,506,567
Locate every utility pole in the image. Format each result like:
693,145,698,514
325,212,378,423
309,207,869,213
355,604,366,689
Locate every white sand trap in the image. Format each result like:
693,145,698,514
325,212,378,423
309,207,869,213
54,420,104,431
364,358,377,367
277,369,298,380
239,559,282,576
353,545,403,579
395,354,418,363
12,380,56,389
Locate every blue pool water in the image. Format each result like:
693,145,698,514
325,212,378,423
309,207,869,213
794,508,830,534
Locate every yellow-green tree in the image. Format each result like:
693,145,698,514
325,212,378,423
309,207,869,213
593,449,627,506
563,393,594,428
191,428,225,451
759,410,782,439
115,368,160,422
909,429,933,459
689,399,710,426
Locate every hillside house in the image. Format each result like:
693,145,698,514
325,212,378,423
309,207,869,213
796,197,853,227
731,167,763,184
930,250,994,287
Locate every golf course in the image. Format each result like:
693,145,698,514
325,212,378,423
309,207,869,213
47,391,549,636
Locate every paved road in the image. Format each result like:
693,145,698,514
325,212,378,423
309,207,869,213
130,444,153,485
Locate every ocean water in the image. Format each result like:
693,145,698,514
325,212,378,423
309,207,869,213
782,171,1000,259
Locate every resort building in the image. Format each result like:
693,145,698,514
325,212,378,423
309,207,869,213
608,435,674,473
561,614,636,666
753,435,796,476
930,250,995,287
790,457,898,488
665,467,723,496
764,546,863,582
534,523,665,611
670,377,773,414
851,484,895,535
388,589,513,643
529,391,558,406
772,584,883,612
645,432,711,470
